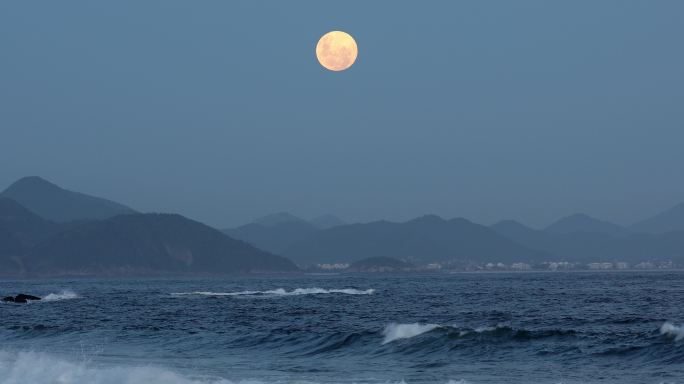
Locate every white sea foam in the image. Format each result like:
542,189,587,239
382,323,506,340
382,323,441,344
0,350,232,384
171,288,375,297
0,350,470,384
42,290,80,302
473,325,498,333
660,322,684,341
458,325,504,336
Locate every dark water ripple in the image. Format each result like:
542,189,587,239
1,272,684,383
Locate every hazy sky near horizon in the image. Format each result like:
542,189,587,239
1,1,683,229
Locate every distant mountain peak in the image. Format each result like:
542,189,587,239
253,212,308,227
630,201,684,234
25,213,298,275
7,176,61,191
409,214,446,224
282,213,548,266
545,213,627,236
1,176,136,222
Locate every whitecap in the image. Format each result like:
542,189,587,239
171,288,374,297
42,290,80,302
382,323,441,344
660,322,684,341
282,288,374,296
456,324,503,337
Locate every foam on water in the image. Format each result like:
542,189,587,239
458,325,506,336
2,274,683,383
0,350,231,384
171,288,375,297
473,326,498,333
660,322,684,341
0,290,79,304
0,350,472,384
382,322,513,342
382,323,441,344
42,290,80,302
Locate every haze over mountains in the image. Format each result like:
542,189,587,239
490,219,684,263
0,177,297,276
28,214,296,275
630,203,684,234
0,197,60,272
310,214,347,230
281,215,550,265
2,176,684,276
224,204,684,268
222,212,346,256
544,213,629,237
1,176,136,222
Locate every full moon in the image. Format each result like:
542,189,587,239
316,31,358,72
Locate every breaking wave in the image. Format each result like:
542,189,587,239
42,290,80,302
380,323,578,346
382,323,441,344
0,290,79,304
660,322,684,341
171,288,375,297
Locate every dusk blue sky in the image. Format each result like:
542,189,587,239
1,1,683,228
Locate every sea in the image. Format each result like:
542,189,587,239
1,272,683,384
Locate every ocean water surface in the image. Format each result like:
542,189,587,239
1,272,683,384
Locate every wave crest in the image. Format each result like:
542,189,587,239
660,322,684,341
171,288,375,297
42,290,79,302
382,323,441,344
381,322,577,346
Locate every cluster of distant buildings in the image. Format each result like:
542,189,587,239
315,260,678,272
508,260,675,271
460,260,677,271
442,260,678,272
317,263,350,270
